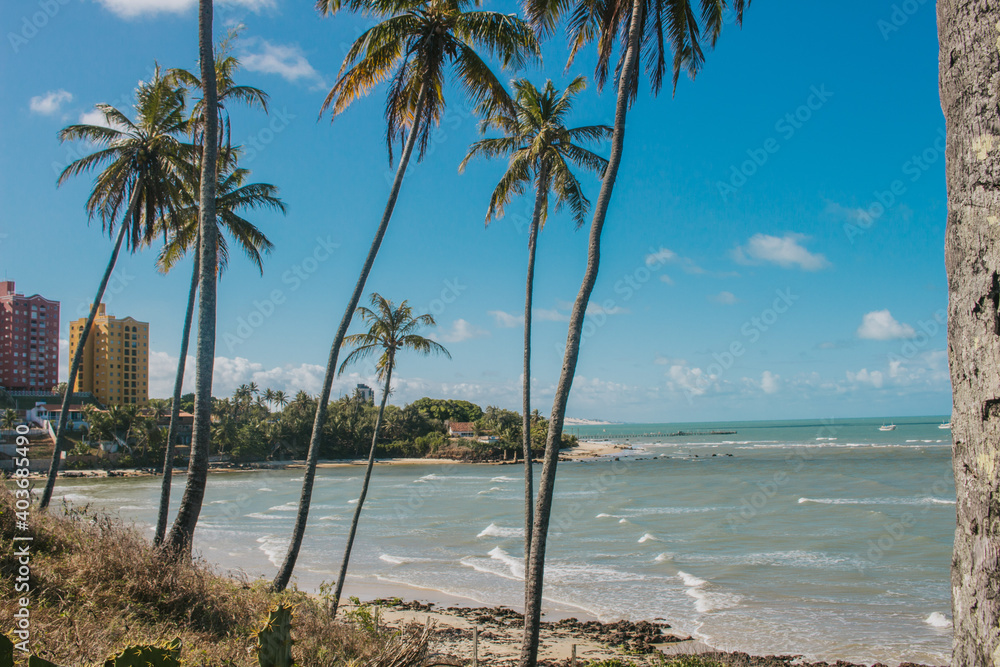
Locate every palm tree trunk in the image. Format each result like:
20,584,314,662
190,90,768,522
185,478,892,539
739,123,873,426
330,359,394,618
518,1,642,664
154,244,199,546
40,186,143,510
938,2,1000,663
521,166,548,565
164,0,220,557
271,83,429,592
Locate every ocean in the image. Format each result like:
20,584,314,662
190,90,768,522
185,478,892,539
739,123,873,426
48,416,955,664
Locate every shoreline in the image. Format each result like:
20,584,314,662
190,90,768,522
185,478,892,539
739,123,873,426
30,439,638,479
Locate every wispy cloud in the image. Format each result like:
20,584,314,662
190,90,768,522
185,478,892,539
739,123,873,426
95,0,275,19
488,310,521,328
709,291,738,305
857,310,916,340
432,319,490,343
732,233,831,271
240,39,324,87
29,90,72,115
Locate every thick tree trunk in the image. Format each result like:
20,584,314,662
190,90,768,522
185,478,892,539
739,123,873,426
518,1,642,664
271,84,428,592
154,245,199,546
40,187,142,510
522,167,548,565
164,0,220,557
938,3,1000,664
330,360,393,618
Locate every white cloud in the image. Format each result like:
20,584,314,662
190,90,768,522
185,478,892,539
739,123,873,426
846,368,884,389
535,308,569,322
488,310,521,328
645,247,677,265
660,274,675,285
432,319,490,343
664,363,717,397
29,90,72,115
710,291,738,305
732,233,831,271
95,0,274,19
241,40,324,86
77,108,120,130
857,310,916,340
760,370,780,394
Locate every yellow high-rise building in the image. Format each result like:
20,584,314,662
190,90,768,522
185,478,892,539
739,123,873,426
69,304,150,407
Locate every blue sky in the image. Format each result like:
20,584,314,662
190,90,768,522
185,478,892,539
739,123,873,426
1,0,950,422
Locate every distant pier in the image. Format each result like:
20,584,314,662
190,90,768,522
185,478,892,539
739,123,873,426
571,429,737,441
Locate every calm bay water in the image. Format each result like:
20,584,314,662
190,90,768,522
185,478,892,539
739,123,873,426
50,416,954,664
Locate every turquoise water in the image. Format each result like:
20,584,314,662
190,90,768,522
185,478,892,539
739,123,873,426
49,416,955,664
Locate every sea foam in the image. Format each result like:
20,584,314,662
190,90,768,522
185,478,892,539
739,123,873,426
925,612,952,628
477,523,524,538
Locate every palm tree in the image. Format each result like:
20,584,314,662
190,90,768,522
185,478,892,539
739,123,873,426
461,76,609,564
263,388,276,411
271,0,540,592
937,2,1000,661
328,294,449,616
2,409,17,431
40,68,190,510
273,390,288,411
152,154,282,547
517,1,748,664
164,0,223,557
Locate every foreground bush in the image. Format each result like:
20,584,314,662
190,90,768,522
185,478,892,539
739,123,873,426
0,487,425,666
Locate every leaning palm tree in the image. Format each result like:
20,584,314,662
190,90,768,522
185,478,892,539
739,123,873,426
460,76,610,564
517,1,749,665
329,294,449,616
270,0,540,592
152,154,282,547
40,67,191,510
164,0,223,557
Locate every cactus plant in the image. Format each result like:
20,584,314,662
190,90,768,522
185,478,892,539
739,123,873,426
255,603,295,667
102,638,181,667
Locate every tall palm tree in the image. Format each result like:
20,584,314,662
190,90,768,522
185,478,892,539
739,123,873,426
328,294,449,616
152,154,282,546
274,390,288,411
263,388,276,410
461,76,610,564
516,1,748,665
164,0,223,557
270,0,540,592
40,68,191,510
937,2,1000,662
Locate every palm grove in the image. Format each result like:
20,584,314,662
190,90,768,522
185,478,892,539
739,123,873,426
30,0,999,665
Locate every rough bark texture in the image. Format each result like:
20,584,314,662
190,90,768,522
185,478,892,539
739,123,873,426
330,359,394,618
271,84,428,592
938,2,1000,665
40,187,141,510
518,1,642,665
521,165,548,565
165,0,219,556
154,246,199,546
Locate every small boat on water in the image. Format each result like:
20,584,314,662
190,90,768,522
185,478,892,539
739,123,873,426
879,423,897,432
938,422,951,430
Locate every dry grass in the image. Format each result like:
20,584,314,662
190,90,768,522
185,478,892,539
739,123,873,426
0,486,427,666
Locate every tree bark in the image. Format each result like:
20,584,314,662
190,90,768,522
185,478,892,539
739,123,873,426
518,0,642,663
271,84,429,592
330,358,393,618
522,165,548,565
40,186,143,510
164,0,220,557
938,2,1000,664
154,244,199,546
